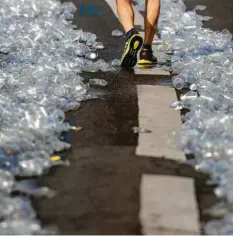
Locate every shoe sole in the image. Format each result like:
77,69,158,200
120,34,143,69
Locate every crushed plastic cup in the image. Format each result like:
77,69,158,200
194,5,207,11
89,78,108,87
169,100,184,110
111,30,124,37
190,84,197,91
0,170,15,194
85,52,98,60
132,127,152,133
0,0,115,232
111,59,121,67
14,180,56,198
172,76,185,90
93,42,105,49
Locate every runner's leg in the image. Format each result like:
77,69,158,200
144,0,160,45
116,0,143,68
116,0,134,32
138,0,160,67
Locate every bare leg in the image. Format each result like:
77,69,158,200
144,0,160,44
116,0,143,68
116,0,134,33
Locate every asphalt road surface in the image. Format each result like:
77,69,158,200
32,0,233,234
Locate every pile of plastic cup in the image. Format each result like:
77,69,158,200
0,0,120,233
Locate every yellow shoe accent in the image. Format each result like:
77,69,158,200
6,149,13,154
138,59,153,65
70,126,82,131
133,41,139,49
50,155,61,162
120,34,141,64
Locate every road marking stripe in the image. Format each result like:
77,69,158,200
134,66,170,75
140,174,200,235
136,85,185,160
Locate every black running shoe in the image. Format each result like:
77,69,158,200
138,48,158,68
120,32,143,69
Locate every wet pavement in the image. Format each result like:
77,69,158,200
33,0,233,234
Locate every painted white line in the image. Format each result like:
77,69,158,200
134,66,170,75
136,85,185,160
140,174,200,235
